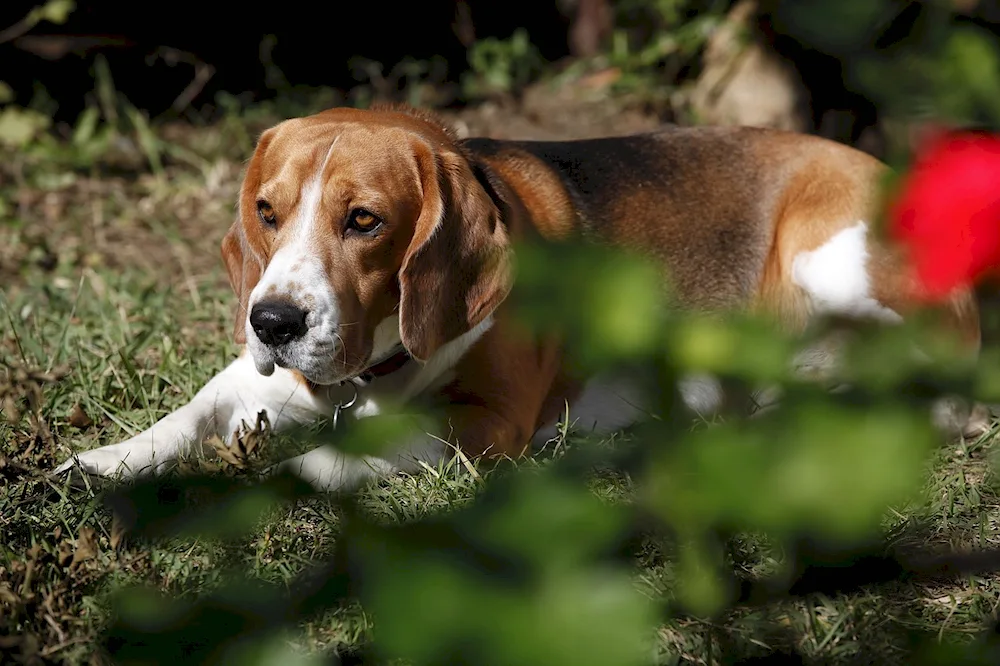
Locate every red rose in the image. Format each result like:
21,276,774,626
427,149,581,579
888,131,1000,300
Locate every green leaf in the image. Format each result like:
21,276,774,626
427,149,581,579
477,474,629,570
36,0,75,24
0,107,50,148
675,538,727,616
71,106,101,147
774,0,894,56
645,399,937,539
318,409,438,457
511,240,667,370
124,105,163,175
105,473,315,541
353,471,653,666
668,313,795,383
365,545,653,666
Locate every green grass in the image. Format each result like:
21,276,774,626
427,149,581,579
3,105,1000,665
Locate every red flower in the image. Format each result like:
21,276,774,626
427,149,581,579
888,131,1000,300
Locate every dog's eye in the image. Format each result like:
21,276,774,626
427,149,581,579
346,208,383,234
257,201,276,227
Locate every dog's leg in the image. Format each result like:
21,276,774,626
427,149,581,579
269,418,448,493
55,350,334,479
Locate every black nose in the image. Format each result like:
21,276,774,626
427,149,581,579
250,301,308,346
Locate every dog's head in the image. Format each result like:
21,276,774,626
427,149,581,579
221,104,512,384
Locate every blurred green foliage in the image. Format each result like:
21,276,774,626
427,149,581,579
462,28,547,99
0,1,75,150
771,0,1000,163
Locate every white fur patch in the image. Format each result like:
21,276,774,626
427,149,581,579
245,138,345,384
272,426,446,492
791,221,902,323
530,370,728,446
370,314,403,364
678,372,726,417
531,374,651,446
402,315,495,400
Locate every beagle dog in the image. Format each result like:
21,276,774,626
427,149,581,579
55,104,982,491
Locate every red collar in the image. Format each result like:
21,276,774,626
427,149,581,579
305,347,412,393
358,346,411,383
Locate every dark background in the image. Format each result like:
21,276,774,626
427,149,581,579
1,0,578,122
5,0,1000,149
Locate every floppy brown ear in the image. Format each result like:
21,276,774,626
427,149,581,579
221,219,263,344
398,146,512,362
222,127,275,344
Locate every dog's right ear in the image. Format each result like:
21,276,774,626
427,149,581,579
220,220,262,344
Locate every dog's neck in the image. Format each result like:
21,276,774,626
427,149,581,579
356,345,412,384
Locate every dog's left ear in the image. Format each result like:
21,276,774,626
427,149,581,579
399,146,512,362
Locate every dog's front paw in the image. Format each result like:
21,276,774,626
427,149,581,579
54,438,178,482
267,447,388,494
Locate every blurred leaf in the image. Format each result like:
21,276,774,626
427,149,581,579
675,538,728,616
125,105,163,175
476,474,629,569
326,409,438,458
106,579,307,665
341,470,653,666
71,106,100,147
914,633,1000,665
104,472,315,541
645,398,937,539
0,81,13,104
92,54,118,124
225,635,327,666
365,559,652,666
669,313,795,383
0,106,50,148
975,347,1000,404
773,0,897,56
827,312,978,397
464,28,545,98
931,26,1000,123
855,24,1000,127
33,0,75,25
511,240,667,371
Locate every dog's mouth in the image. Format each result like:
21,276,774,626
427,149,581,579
248,326,411,387
252,348,277,376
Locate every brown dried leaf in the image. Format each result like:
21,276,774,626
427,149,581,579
69,527,98,570
0,582,18,605
110,513,128,551
242,430,260,457
68,403,93,429
2,394,21,423
56,540,74,568
209,411,271,471
210,434,246,469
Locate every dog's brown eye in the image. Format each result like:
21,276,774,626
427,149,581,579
257,201,276,227
347,208,383,234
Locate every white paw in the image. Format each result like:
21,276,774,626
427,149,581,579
54,437,181,481
267,447,392,493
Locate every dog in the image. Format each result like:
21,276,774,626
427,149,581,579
54,103,985,491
